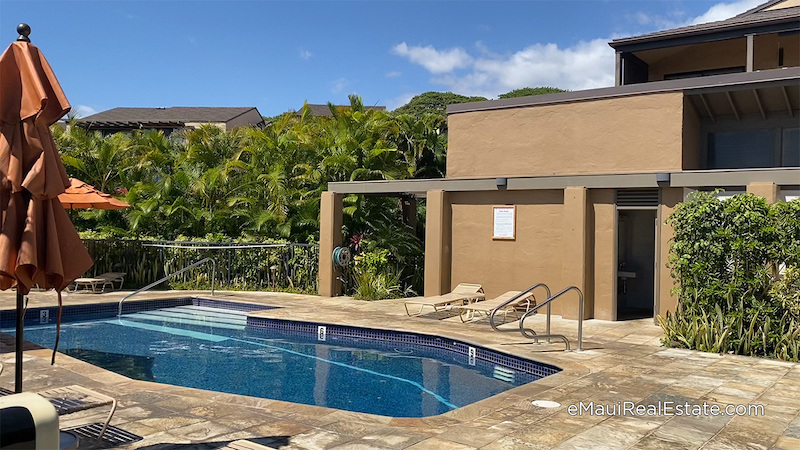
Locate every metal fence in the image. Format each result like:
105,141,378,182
82,239,319,293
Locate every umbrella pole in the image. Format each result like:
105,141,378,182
15,291,23,392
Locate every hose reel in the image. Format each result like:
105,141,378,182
332,246,351,267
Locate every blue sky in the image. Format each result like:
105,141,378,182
1,0,764,117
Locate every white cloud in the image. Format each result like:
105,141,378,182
392,42,472,74
330,78,348,94
299,48,313,60
689,0,763,24
629,0,763,33
393,39,614,98
71,105,97,118
385,71,402,78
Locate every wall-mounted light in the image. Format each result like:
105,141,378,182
656,173,670,187
496,177,508,189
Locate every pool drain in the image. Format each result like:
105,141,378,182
531,400,561,408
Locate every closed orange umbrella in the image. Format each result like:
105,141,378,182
59,178,130,210
0,24,93,392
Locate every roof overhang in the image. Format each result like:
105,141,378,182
328,168,800,197
610,17,800,53
447,67,800,115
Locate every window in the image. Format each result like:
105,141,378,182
707,130,775,169
705,127,799,169
782,128,799,167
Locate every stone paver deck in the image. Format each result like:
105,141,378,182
1,289,798,449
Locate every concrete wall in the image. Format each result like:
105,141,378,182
683,99,701,170
648,39,747,81
424,190,452,296
446,93,686,178
645,33,799,81
448,190,566,313
591,189,617,320
657,187,684,317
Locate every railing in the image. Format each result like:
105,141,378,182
518,286,584,351
83,239,318,292
489,283,551,332
118,257,216,316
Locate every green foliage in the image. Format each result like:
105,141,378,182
498,87,567,98
393,91,488,117
661,192,800,361
771,267,800,320
58,95,432,295
351,248,409,300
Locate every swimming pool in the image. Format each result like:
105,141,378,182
2,299,560,417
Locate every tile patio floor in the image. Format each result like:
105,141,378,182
1,289,798,449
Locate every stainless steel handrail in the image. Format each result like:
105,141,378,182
117,257,216,316
489,283,551,332
518,286,584,351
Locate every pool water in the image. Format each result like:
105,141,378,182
14,305,545,417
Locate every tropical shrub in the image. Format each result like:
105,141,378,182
58,95,433,295
660,192,800,361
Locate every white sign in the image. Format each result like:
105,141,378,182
493,206,516,240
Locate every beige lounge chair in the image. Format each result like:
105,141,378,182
97,272,126,290
71,277,108,293
404,283,485,316
457,290,536,323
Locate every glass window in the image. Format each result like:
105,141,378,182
782,128,799,167
707,130,775,169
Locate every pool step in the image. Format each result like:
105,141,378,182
124,306,248,330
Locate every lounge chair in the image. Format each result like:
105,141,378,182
456,290,536,323
97,272,126,290
70,272,126,293
71,277,109,293
0,377,117,440
404,283,485,316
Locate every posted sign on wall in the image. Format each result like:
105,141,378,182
493,206,516,240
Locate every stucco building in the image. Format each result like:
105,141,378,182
319,0,800,321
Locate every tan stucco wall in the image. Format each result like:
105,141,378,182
446,93,686,178
591,189,617,321
648,39,747,81
767,0,800,10
683,98,701,170
657,187,683,317
448,190,566,313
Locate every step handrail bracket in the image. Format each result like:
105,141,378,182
489,282,551,332
519,285,584,351
118,257,216,316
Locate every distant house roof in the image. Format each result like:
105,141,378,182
78,107,263,130
610,0,799,50
297,104,386,117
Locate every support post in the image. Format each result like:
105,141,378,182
15,291,23,392
746,181,778,204
746,34,754,72
562,186,592,320
319,192,343,297
424,190,451,296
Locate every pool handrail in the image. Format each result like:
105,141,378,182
117,257,216,316
518,285,584,351
488,282,551,332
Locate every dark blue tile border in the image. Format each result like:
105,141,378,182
0,297,195,329
247,316,562,379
